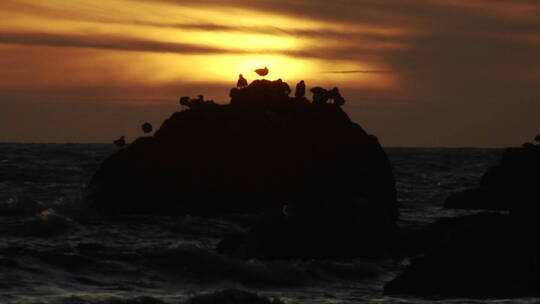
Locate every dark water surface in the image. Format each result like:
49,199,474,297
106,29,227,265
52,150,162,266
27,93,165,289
1,143,530,304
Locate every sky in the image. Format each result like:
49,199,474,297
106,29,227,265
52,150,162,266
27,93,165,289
0,0,539,146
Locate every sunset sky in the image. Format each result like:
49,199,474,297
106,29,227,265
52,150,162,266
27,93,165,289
1,0,539,146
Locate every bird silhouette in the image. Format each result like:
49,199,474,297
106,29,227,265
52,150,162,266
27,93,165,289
114,136,126,147
535,134,540,142
237,74,248,88
295,80,306,98
179,96,190,106
254,66,269,77
141,122,153,134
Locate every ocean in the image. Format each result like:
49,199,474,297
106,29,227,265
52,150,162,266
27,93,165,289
0,143,528,304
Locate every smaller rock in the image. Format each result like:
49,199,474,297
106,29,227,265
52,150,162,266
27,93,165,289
444,188,508,210
218,198,399,260
384,213,535,298
444,144,540,211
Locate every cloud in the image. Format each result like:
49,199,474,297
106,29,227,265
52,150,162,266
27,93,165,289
0,32,237,55
325,70,392,74
117,21,407,43
0,31,410,64
1,1,412,46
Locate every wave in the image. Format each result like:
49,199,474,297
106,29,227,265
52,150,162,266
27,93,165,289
185,289,283,304
0,208,74,237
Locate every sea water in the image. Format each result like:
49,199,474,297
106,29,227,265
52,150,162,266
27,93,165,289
1,143,529,304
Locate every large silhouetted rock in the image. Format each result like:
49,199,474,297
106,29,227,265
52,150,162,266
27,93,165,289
88,80,397,225
444,144,540,211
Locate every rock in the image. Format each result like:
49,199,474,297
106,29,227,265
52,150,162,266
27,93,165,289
444,188,507,210
87,79,398,259
444,144,540,211
230,79,291,106
384,213,537,298
396,144,540,297
217,196,399,259
88,79,398,222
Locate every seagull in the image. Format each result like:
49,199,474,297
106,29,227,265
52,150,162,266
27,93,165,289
295,80,306,98
113,136,126,147
237,74,248,88
254,66,269,77
141,122,153,134
179,96,190,106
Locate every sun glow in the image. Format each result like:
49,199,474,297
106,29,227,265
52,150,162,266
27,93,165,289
203,55,310,81
0,0,400,101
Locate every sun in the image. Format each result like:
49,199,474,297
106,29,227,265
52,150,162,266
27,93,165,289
232,56,306,79
186,54,315,83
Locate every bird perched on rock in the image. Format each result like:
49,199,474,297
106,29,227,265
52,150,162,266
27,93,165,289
295,80,306,98
113,136,126,147
310,87,328,105
141,122,153,134
179,96,190,107
237,74,248,88
254,66,269,77
329,87,346,106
